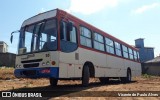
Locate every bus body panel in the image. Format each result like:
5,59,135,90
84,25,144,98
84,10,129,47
58,49,82,78
14,51,59,78
78,47,141,78
78,47,107,77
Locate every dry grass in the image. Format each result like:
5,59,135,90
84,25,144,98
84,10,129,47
0,67,15,80
0,67,160,100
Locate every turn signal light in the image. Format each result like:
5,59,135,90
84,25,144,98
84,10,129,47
51,61,56,65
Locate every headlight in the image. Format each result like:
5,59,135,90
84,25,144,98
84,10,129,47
16,65,19,68
42,62,46,66
46,61,50,65
19,65,21,68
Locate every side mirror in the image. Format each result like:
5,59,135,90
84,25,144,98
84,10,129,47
67,22,73,32
10,35,13,43
10,30,20,43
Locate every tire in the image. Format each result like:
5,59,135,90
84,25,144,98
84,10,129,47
121,70,131,83
126,70,131,82
82,66,90,87
99,77,109,84
50,78,58,87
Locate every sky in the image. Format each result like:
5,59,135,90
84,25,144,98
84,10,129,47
0,0,159,56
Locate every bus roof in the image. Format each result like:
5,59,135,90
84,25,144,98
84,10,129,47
21,9,57,27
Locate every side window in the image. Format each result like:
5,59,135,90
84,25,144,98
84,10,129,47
105,38,115,54
94,33,105,51
133,50,138,61
115,42,122,56
60,21,77,43
122,45,129,58
60,21,78,52
60,21,67,40
129,48,134,60
70,27,77,43
80,26,92,47
137,51,140,61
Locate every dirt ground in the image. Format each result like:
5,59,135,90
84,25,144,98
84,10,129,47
0,67,160,100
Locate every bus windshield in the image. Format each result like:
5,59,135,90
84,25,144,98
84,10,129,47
18,19,57,54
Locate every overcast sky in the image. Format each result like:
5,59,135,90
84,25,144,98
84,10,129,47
0,0,159,56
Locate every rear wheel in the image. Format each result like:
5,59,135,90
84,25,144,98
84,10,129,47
121,70,131,83
99,77,109,84
126,70,131,82
50,78,58,87
82,66,90,87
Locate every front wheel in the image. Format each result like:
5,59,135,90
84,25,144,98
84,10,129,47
50,78,58,87
82,66,90,87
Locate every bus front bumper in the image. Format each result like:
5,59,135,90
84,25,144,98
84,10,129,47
14,67,59,78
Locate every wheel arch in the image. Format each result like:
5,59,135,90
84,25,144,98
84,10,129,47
127,67,131,76
83,61,95,77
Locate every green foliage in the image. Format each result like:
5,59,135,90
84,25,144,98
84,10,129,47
142,74,152,78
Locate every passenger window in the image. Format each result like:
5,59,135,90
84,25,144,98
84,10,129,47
137,52,140,61
70,27,77,43
94,33,105,51
133,50,139,61
122,45,129,58
129,48,134,60
80,26,92,47
115,42,122,56
105,38,115,54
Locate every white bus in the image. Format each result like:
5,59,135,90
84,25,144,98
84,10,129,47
11,9,141,86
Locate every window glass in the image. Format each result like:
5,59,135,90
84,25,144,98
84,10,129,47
70,27,77,43
39,33,47,50
60,21,78,52
115,42,122,56
115,42,121,49
94,33,103,43
129,48,134,60
25,25,34,52
133,50,138,61
137,52,140,61
80,27,91,38
94,33,104,51
94,41,104,51
122,45,129,58
18,19,57,54
60,21,67,40
105,38,115,54
40,19,57,51
80,27,92,47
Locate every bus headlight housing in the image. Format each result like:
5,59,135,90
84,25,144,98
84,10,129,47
15,65,22,68
42,62,46,66
46,61,50,65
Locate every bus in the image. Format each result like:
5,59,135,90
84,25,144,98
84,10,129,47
11,8,141,86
